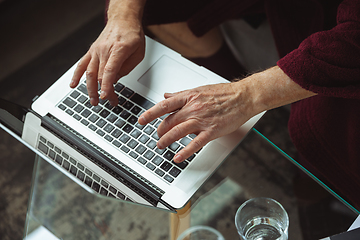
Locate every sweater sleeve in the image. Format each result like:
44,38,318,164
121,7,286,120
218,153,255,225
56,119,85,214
277,0,360,99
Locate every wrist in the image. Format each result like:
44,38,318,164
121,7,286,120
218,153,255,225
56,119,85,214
232,66,316,114
107,0,146,23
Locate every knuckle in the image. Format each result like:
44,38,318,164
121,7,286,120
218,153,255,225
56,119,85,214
86,70,96,78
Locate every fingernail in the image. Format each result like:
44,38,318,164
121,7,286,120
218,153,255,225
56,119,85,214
99,90,106,99
174,154,182,163
90,97,98,106
138,115,146,125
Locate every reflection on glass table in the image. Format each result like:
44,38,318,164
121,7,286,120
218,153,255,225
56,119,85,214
23,129,358,240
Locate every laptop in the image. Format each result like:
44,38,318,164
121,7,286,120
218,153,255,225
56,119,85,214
0,36,264,212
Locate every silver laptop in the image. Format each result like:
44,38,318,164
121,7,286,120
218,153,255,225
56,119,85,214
1,37,264,212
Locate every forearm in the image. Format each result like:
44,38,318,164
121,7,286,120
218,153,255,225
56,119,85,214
107,0,147,23
233,66,317,115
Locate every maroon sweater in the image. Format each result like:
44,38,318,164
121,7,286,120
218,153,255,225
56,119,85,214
141,0,360,207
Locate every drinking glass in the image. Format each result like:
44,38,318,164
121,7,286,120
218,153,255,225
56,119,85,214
176,226,225,240
235,197,289,240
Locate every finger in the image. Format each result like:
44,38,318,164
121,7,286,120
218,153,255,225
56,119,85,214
138,95,186,125
156,118,198,150
86,57,100,106
70,54,91,88
173,132,211,163
97,56,107,84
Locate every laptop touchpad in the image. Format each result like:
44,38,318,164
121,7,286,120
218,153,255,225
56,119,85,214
138,55,208,95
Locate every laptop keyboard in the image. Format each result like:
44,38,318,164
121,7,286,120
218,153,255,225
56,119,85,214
37,135,134,202
57,80,200,184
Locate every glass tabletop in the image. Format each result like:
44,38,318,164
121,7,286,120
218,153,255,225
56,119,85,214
23,127,358,240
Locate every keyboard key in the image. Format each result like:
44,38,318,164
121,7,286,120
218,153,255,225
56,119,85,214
74,104,84,113
135,145,147,155
107,114,118,123
143,125,155,135
89,114,99,123
164,175,174,183
55,155,63,165
77,84,88,95
130,106,142,115
62,160,70,170
139,135,150,144
104,124,115,133
120,87,134,98
96,119,107,128
92,105,102,113
63,97,77,108
101,180,109,188
146,139,157,149
81,109,91,118
129,151,138,159
169,167,181,178
118,96,126,106
128,115,138,125
81,119,90,126
104,135,113,142
135,122,145,130
109,186,117,195
112,140,121,148
130,93,155,110
100,187,108,196
111,129,122,138
58,104,66,111
65,109,74,116
117,191,126,200
120,110,131,120
84,100,92,108
122,124,133,133
155,169,165,177
114,119,126,128
70,165,78,176
146,162,156,171
152,156,164,166
73,114,81,121
38,142,48,154
143,150,155,160
77,171,85,181
127,139,138,149
187,154,196,161
180,137,192,146
130,129,142,139
137,157,147,165
96,129,105,137
121,145,130,153
173,160,188,170
92,182,101,192
99,109,110,118
112,106,122,114
160,162,172,172
169,142,180,152
164,150,175,161
119,134,130,144
77,95,87,104
151,131,160,140
49,149,56,160
84,176,93,187
114,83,124,92
105,102,113,111
70,90,80,99
88,124,97,131
123,101,134,110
